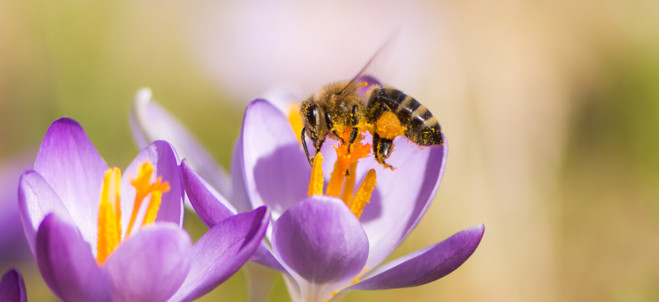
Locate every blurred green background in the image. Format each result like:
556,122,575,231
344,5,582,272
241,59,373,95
1,0,658,301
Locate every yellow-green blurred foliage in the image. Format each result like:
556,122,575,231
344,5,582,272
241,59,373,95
1,0,658,301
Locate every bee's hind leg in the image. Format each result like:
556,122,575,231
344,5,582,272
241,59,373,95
373,132,395,170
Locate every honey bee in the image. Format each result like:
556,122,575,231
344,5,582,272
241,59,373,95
299,62,444,169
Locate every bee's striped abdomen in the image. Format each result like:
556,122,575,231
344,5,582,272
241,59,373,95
368,88,443,146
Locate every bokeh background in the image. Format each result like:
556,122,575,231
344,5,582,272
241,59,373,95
1,0,658,301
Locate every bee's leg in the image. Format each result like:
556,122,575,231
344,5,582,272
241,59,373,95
373,132,395,170
347,105,360,153
301,127,314,165
324,112,346,144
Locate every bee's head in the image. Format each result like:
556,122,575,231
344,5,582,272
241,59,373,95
300,100,327,149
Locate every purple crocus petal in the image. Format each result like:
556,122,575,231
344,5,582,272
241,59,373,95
130,89,232,197
250,242,286,272
33,117,108,253
102,223,191,302
229,132,252,213
242,99,309,217
357,75,382,95
395,135,448,237
272,196,369,284
181,159,236,225
0,269,26,302
357,137,447,269
120,141,184,236
36,213,112,302
182,159,284,271
168,206,269,302
18,170,73,254
346,225,484,291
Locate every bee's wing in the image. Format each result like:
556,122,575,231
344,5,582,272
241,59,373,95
338,34,398,96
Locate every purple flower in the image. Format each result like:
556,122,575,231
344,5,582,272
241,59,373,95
132,88,484,301
0,269,26,302
19,118,269,302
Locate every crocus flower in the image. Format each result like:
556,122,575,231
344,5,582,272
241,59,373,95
18,118,269,302
132,86,484,301
0,269,26,302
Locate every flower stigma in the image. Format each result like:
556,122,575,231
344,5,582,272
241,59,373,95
307,130,376,218
96,161,170,264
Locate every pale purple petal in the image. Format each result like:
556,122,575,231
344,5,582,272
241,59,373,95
18,170,73,254
33,117,108,253
121,141,184,237
181,159,284,271
357,137,447,269
250,243,286,272
169,206,269,302
0,269,26,302
36,214,111,302
130,89,232,197
242,99,310,217
103,223,191,302
272,196,369,284
229,132,252,213
347,225,484,291
394,136,448,240
181,159,236,226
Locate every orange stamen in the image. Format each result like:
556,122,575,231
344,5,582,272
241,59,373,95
97,167,121,264
302,125,378,218
96,161,170,265
339,163,357,206
349,169,376,218
308,153,324,196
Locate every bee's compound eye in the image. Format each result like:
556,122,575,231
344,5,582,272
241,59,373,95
307,104,320,129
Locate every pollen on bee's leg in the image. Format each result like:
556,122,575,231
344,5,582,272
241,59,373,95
376,111,406,140
97,167,122,265
350,169,376,218
308,152,324,196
